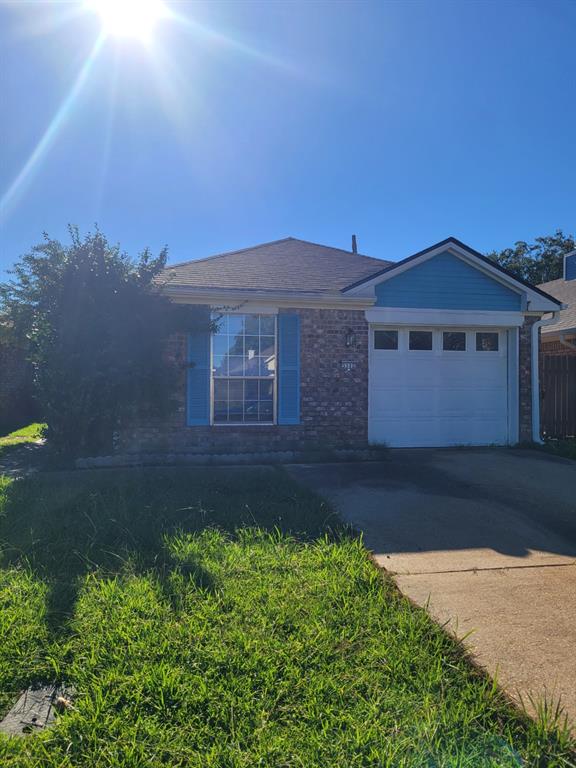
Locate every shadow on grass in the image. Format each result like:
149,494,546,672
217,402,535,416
0,465,345,633
1,467,574,766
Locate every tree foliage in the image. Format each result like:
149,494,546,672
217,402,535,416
486,229,575,284
0,228,205,457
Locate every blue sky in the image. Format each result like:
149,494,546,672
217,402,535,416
1,0,575,278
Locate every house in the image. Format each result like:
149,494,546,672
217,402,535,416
119,236,562,454
537,250,576,355
537,250,576,438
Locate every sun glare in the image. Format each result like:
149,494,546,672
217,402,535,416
86,0,168,42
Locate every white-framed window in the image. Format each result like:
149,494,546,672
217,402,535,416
211,313,276,424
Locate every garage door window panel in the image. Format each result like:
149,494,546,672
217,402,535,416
443,331,466,351
409,330,433,351
374,330,398,350
476,332,499,352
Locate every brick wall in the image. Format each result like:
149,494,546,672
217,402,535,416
119,307,369,454
518,316,539,442
119,308,540,453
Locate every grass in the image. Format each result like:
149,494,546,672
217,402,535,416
0,423,45,458
0,467,574,767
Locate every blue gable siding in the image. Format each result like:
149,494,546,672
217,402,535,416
375,251,522,311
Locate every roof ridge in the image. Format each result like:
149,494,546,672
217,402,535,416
165,236,390,271
286,236,382,261
166,237,296,270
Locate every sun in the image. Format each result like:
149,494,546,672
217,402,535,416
86,0,168,42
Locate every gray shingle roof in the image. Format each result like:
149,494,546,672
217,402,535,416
537,278,576,334
161,238,391,293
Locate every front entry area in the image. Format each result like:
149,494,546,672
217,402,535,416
369,326,511,447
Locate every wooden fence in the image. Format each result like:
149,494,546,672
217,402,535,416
541,354,576,438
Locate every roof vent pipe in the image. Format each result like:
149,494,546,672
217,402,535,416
351,235,357,254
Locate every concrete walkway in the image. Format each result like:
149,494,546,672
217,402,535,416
288,449,576,726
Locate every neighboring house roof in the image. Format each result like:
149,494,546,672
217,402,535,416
537,277,576,334
161,237,391,294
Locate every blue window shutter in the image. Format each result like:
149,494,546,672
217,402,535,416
187,324,210,426
278,314,300,425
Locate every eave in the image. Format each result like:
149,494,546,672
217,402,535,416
159,284,376,310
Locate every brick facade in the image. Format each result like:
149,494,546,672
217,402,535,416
119,307,369,454
518,317,537,442
119,308,538,453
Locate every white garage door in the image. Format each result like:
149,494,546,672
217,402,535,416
369,327,509,448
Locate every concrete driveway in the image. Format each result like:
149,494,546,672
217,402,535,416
288,449,576,726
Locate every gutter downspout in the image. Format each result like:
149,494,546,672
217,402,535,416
559,331,576,352
531,311,561,443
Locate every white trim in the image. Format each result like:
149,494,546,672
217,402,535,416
365,307,526,327
507,327,519,444
346,243,561,312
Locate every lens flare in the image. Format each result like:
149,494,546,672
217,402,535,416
0,1,299,224
86,0,168,42
0,34,105,223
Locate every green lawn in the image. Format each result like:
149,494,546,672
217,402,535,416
0,423,45,457
0,467,573,767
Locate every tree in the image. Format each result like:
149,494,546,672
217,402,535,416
486,230,575,284
0,227,205,457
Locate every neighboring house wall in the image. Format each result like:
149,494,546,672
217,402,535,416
566,252,576,281
541,337,576,356
119,307,369,454
374,252,522,311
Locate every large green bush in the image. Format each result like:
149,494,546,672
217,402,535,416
0,227,204,457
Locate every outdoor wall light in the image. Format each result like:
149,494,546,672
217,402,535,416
345,328,356,348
